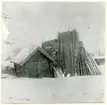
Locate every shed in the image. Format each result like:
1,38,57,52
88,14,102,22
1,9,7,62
11,46,57,78
94,56,105,65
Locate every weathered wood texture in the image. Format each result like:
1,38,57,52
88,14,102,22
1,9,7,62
57,29,101,76
14,51,54,78
42,39,59,63
26,29,102,77
57,30,79,75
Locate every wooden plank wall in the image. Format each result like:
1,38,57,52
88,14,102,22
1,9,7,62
58,29,79,76
57,29,101,76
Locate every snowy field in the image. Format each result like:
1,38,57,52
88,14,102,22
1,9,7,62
1,71,105,104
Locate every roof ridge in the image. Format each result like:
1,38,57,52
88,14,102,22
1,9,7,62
11,46,57,66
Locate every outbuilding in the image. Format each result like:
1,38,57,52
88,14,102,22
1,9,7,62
11,46,57,78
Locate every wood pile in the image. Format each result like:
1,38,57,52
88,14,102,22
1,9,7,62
42,29,101,77
57,29,101,76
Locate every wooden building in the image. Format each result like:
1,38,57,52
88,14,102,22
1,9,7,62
57,30,101,76
94,56,105,65
12,29,101,78
11,46,57,78
42,29,101,76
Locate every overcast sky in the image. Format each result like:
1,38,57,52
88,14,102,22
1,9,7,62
3,2,105,55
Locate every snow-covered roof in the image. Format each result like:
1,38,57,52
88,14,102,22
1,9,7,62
11,46,57,66
93,56,105,59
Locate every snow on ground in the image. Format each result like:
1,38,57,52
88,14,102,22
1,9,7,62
1,74,104,104
98,65,105,74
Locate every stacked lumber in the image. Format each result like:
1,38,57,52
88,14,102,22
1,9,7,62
75,41,101,75
42,29,101,77
57,29,101,76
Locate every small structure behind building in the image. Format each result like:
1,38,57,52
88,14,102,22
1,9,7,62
94,56,105,65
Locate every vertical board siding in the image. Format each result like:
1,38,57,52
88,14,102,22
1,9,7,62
58,30,79,76
16,51,52,78
14,29,101,78
57,30,101,76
